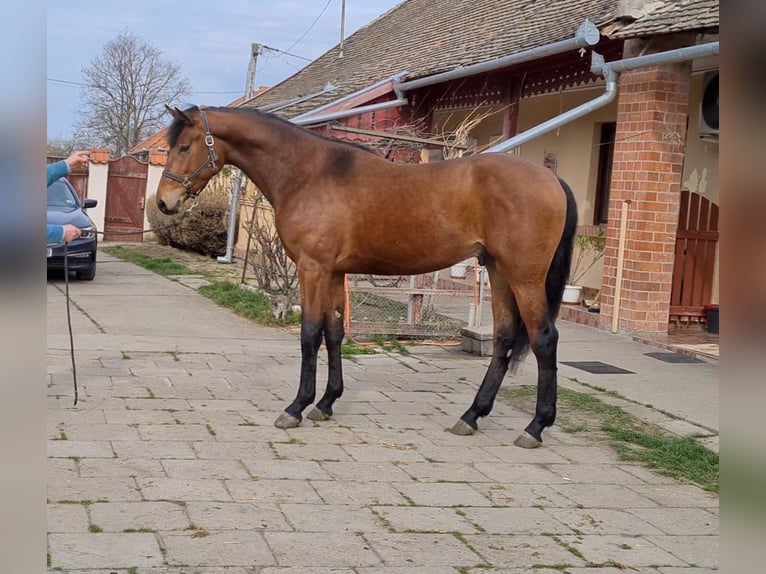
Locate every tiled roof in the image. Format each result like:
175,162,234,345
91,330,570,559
130,91,268,154
245,0,617,118
612,0,718,38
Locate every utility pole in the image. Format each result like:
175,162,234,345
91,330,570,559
218,43,261,264
339,0,346,58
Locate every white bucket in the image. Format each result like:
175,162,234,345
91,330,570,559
562,284,583,304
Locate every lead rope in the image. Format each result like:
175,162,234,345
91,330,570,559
62,242,78,406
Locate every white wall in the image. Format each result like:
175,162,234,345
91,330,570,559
85,162,108,233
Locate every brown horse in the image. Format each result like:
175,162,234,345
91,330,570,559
156,105,577,448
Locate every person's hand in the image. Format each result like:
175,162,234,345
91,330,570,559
66,151,90,171
62,224,82,243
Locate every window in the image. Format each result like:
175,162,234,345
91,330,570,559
593,122,616,225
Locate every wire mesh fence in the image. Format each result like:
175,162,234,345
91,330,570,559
345,259,492,340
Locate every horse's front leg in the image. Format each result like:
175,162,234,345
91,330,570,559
274,265,330,429
307,273,346,421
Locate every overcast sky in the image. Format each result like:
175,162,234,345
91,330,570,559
46,0,402,139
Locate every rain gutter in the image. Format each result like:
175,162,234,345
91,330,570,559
397,19,601,92
291,21,601,127
484,40,720,154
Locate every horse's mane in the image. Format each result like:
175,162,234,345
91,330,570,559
167,105,377,155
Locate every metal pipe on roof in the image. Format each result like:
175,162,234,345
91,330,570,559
484,41,720,154
292,98,409,126
291,72,409,121
397,19,601,92
590,41,719,75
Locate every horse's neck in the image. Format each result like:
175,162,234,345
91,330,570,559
219,113,316,209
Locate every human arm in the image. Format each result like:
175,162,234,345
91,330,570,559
47,224,81,245
46,151,89,186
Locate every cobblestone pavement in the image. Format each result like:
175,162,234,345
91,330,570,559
46,249,718,573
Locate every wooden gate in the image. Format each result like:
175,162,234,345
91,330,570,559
103,156,148,242
670,189,719,325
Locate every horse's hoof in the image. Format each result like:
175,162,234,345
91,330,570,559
514,431,542,449
447,419,476,436
274,412,301,429
306,407,331,422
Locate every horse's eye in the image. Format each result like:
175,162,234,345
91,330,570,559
179,144,190,153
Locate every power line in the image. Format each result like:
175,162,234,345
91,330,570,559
285,0,334,54
47,77,242,94
261,45,312,62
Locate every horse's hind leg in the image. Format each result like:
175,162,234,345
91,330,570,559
307,273,346,422
450,263,518,435
511,283,560,449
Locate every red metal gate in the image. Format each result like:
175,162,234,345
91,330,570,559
670,189,719,325
103,156,147,242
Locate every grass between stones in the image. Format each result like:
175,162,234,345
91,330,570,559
500,385,719,493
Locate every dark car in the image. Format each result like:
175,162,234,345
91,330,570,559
47,177,98,280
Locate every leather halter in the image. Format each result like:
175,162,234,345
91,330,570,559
161,109,219,197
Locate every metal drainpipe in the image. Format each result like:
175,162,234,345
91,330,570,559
483,41,720,154
292,98,409,126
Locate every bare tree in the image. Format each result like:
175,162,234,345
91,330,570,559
75,30,191,156
47,135,91,158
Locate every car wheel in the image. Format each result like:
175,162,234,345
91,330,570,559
78,265,96,281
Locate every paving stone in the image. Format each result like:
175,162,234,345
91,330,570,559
549,484,660,509
161,459,251,480
111,439,198,460
481,445,570,464
272,442,355,462
545,508,665,536
471,482,574,508
395,461,492,483
125,398,193,410
280,503,386,533
138,423,217,441
463,534,586,568
47,503,91,533
48,533,163,569
356,568,460,574
47,440,115,459
259,568,357,574
473,462,562,484
394,481,493,507
225,478,323,504
243,459,333,480
372,505,479,533
192,440,276,460
342,442,430,463
48,476,142,502
558,534,688,567
363,532,482,567
88,501,190,532
629,485,720,508
645,534,719,568
263,532,381,567
139,477,232,501
186,501,292,531
311,480,409,506
628,507,719,535
103,408,178,425
461,506,571,535
544,463,651,485
78,457,167,478
60,422,141,441
162,531,276,567
318,461,411,482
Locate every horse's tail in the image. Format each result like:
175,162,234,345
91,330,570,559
508,177,578,373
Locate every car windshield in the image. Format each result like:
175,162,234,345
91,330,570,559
47,180,79,208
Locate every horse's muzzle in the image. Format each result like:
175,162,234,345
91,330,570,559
157,197,180,215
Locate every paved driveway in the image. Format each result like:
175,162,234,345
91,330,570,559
46,252,718,572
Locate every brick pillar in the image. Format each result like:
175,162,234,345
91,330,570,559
599,62,691,334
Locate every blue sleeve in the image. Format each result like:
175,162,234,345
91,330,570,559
46,160,70,187
47,224,64,245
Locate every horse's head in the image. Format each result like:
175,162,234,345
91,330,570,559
156,105,224,214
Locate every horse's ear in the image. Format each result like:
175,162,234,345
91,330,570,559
165,105,192,125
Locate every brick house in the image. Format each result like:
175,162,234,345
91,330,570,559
239,0,718,335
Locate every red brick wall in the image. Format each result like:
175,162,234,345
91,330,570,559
599,62,691,333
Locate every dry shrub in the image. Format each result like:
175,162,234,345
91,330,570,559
146,170,235,257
